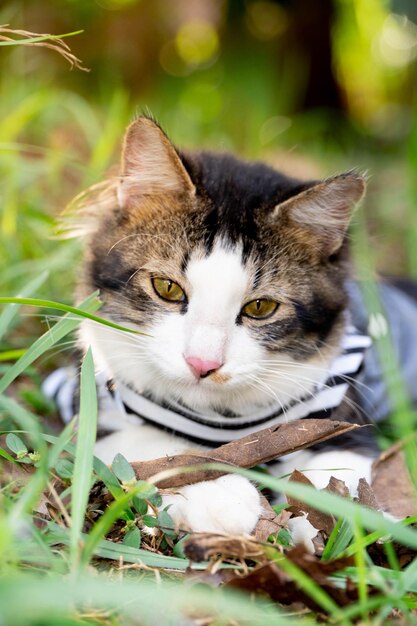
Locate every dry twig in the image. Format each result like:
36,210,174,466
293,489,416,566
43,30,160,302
131,419,364,488
0,25,88,71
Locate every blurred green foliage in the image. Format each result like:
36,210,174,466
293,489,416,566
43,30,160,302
1,0,417,307
2,6,417,622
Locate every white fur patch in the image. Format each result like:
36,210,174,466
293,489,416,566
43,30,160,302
162,474,262,535
288,514,318,554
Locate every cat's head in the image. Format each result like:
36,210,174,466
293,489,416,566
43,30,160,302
79,116,365,416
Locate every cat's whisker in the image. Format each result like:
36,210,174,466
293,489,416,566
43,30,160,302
256,361,372,392
256,367,372,422
244,373,288,416
252,363,353,401
90,351,151,362
243,379,277,407
87,324,151,346
243,379,279,408
257,374,318,398
257,366,354,399
249,370,316,401
81,336,149,350
107,232,180,256
254,372,342,422
125,267,144,285
257,362,331,382
32,313,150,348
256,373,326,408
256,358,331,367
103,356,155,368
256,358,337,375
38,344,81,363
256,366,326,388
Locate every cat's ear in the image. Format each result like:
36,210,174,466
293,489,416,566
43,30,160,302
117,116,195,209
273,172,366,256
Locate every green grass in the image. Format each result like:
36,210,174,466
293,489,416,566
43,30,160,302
2,15,417,626
2,294,417,625
68,347,97,570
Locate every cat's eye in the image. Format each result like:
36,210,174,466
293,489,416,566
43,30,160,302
242,299,278,319
152,277,185,302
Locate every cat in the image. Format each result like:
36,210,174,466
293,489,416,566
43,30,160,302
49,115,417,537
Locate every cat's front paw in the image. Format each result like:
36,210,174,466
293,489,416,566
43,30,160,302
162,474,262,535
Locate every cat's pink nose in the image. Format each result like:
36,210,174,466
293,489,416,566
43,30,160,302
185,356,222,379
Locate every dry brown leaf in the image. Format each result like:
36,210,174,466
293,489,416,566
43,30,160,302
356,478,379,510
131,419,364,488
367,539,416,570
287,470,336,536
226,545,357,611
325,475,350,498
287,544,354,582
226,562,304,607
254,495,291,542
371,443,417,518
312,532,326,556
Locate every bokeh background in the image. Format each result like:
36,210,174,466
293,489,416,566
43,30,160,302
2,0,417,304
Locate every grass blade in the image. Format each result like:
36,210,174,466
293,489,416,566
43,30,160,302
0,293,101,394
47,527,233,571
69,348,97,569
323,518,353,559
321,517,343,560
93,539,199,570
0,572,296,626
271,553,351,626
0,31,84,46
0,446,16,463
0,296,149,336
352,516,369,619
0,349,26,362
